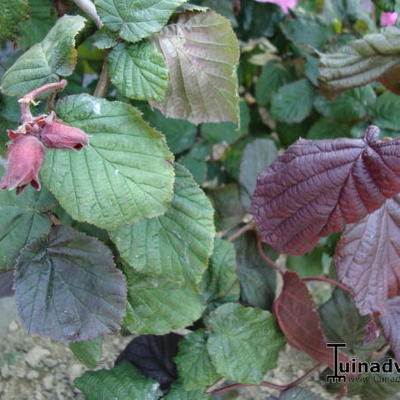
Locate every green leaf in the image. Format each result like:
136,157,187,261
281,14,333,50
69,338,103,369
286,248,324,278
234,231,277,309
0,182,55,271
152,10,240,124
319,288,384,360
314,86,376,122
372,91,400,135
239,138,278,209
319,27,400,91
17,0,57,49
41,94,175,230
140,105,197,154
110,164,214,286
175,329,220,390
201,239,240,307
206,303,285,384
211,184,245,231
94,0,187,43
92,27,119,50
14,226,127,343
255,60,293,106
307,119,351,139
200,100,250,144
164,384,211,400
1,15,86,97
75,361,162,400
0,0,29,41
108,41,168,102
123,268,204,335
271,79,315,123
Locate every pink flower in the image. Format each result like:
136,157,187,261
255,0,297,13
0,135,45,194
38,120,89,151
380,11,398,26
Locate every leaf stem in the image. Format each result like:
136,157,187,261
94,57,109,98
226,221,255,242
211,363,322,396
256,234,283,273
302,277,353,295
20,80,68,123
73,0,103,28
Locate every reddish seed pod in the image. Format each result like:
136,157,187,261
0,135,45,194
39,120,89,151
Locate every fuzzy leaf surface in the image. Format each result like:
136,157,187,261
75,361,162,400
252,127,400,255
14,226,126,343
206,303,285,384
1,15,86,97
94,0,188,43
41,94,174,230
0,0,29,41
152,10,240,124
110,164,214,286
335,195,400,315
108,41,168,102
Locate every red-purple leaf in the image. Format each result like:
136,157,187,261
380,297,400,361
14,225,127,343
273,271,349,370
335,195,400,316
252,126,400,255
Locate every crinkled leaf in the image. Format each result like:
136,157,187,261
206,303,285,384
1,15,86,97
123,268,204,335
252,127,400,255
75,361,162,400
211,184,245,231
92,28,119,50
95,0,188,43
307,119,351,140
0,182,55,271
201,239,240,308
14,225,127,343
239,138,277,210
116,333,180,390
234,231,277,309
274,271,349,370
380,297,400,362
335,195,400,315
69,338,103,369
271,79,315,123
164,384,211,400
174,329,220,390
0,270,14,298
320,288,384,361
314,86,376,122
0,0,29,41
108,41,168,102
152,10,240,124
255,60,293,106
41,94,174,230
319,27,400,92
110,164,214,286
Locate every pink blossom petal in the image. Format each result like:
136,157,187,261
380,12,398,26
255,0,297,14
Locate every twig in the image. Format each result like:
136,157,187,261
211,364,322,396
302,277,353,295
226,221,255,242
73,0,103,28
19,80,67,123
94,58,109,98
257,234,283,273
